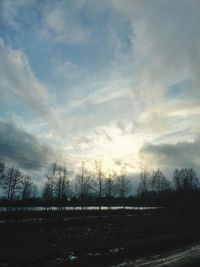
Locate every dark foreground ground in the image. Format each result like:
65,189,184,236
0,209,200,267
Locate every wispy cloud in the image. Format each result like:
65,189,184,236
53,58,87,80
0,0,34,28
41,1,91,44
111,3,199,117
0,38,61,127
1,0,200,176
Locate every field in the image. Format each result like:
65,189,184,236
0,209,200,267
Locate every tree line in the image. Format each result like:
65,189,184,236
0,160,200,209
0,160,130,209
137,168,200,208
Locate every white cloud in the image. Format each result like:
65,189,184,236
53,59,87,80
0,0,34,28
110,1,200,122
1,0,200,176
0,38,61,127
108,0,200,172
41,1,90,44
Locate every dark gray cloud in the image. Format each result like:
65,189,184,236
140,139,200,173
0,120,53,170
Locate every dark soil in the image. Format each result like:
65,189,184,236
0,209,200,267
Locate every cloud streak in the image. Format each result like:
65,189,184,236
0,1,200,176
0,38,61,127
111,0,200,121
41,1,91,44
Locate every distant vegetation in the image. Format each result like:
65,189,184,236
0,160,200,210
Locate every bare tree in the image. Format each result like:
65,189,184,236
95,160,104,212
31,184,38,198
55,165,71,201
104,170,116,208
43,182,54,209
116,164,130,208
2,167,22,200
21,176,33,200
75,162,92,208
149,169,170,194
104,170,116,197
43,163,58,209
43,163,72,210
0,161,5,176
137,168,150,196
173,168,199,191
0,161,5,187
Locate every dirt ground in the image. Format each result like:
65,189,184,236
0,209,200,267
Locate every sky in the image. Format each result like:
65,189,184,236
0,0,200,182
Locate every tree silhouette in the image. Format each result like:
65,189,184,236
150,169,170,194
173,168,199,191
43,163,57,209
0,161,5,186
2,167,22,201
116,164,130,208
104,170,116,208
21,176,33,200
137,168,150,196
54,165,71,210
95,160,104,212
75,162,92,209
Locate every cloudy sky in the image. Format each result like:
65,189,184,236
0,0,200,179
